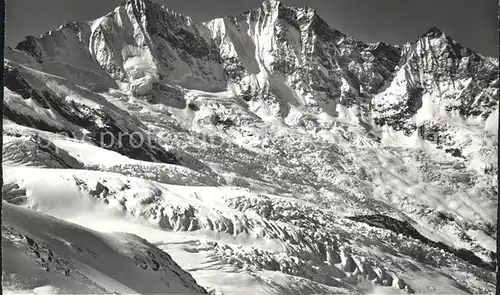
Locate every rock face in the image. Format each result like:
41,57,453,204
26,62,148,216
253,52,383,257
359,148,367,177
12,0,227,93
205,0,403,117
9,0,497,123
3,0,498,294
373,27,498,137
3,60,179,164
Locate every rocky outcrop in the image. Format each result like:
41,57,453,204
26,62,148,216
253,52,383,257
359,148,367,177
3,61,179,165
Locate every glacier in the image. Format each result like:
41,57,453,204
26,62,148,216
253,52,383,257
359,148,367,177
2,0,498,294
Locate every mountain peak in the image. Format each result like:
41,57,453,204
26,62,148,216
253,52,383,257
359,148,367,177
261,0,284,12
121,0,152,6
120,0,158,14
263,0,282,6
421,26,445,38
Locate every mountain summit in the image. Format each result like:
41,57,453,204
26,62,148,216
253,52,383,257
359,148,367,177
421,26,445,38
3,0,498,294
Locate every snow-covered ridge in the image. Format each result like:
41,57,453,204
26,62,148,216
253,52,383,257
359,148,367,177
10,0,227,94
2,201,207,294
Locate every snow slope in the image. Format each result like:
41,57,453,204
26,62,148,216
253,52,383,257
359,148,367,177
2,202,207,294
3,165,496,294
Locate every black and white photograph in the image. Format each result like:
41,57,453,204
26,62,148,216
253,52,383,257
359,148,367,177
1,0,498,294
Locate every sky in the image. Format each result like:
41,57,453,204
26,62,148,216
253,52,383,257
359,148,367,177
4,0,498,57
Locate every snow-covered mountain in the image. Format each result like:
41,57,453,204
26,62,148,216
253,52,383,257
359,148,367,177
3,0,498,293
